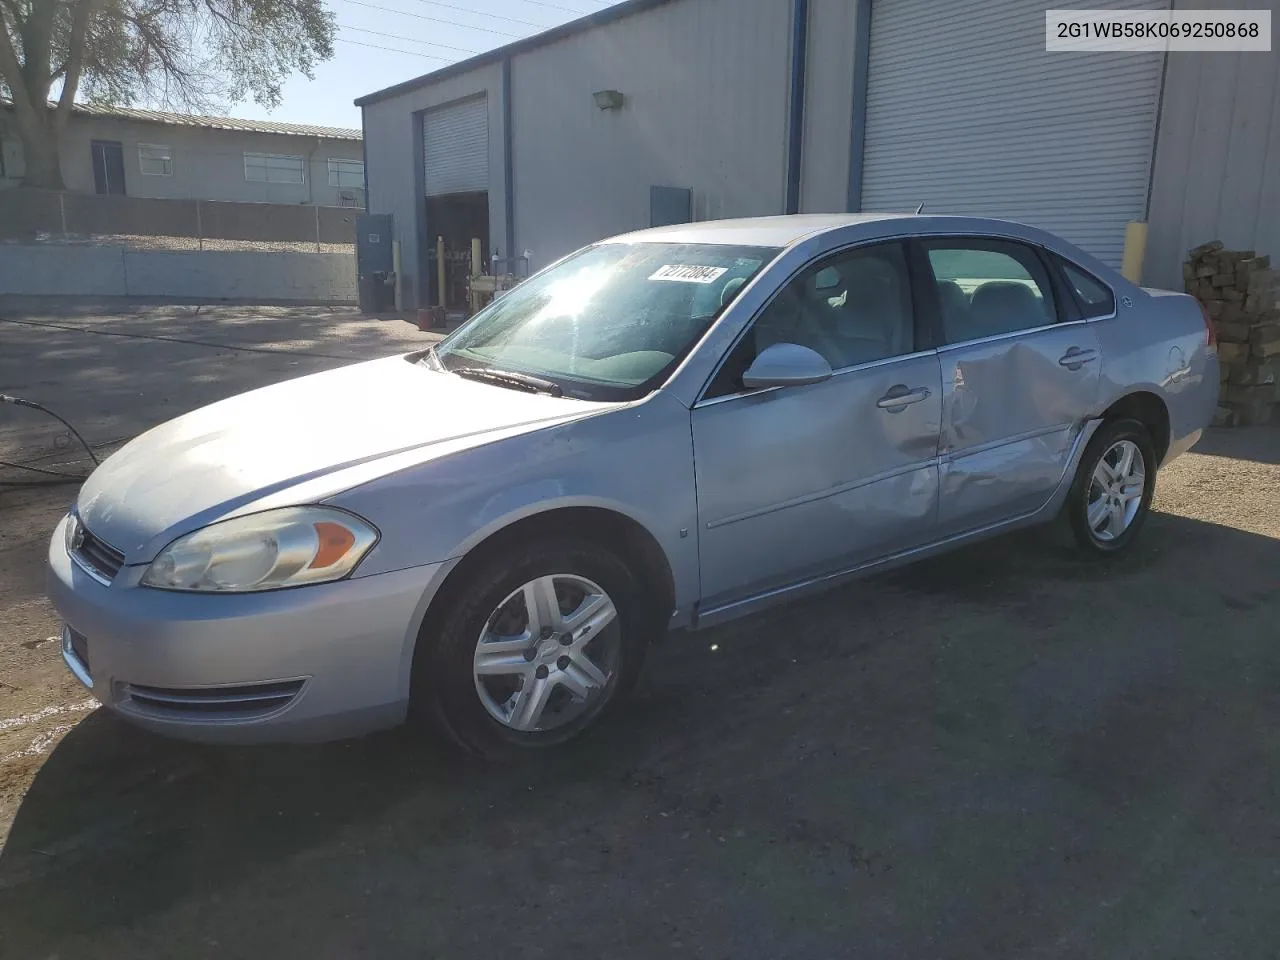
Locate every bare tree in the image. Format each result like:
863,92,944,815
0,0,335,188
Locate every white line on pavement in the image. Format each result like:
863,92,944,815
0,699,98,735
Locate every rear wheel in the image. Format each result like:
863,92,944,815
411,538,649,756
1064,418,1157,557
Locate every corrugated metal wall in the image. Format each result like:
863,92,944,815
508,0,792,271
1145,0,1280,289
423,96,489,196
861,0,1167,267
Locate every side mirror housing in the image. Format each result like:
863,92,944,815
741,342,833,390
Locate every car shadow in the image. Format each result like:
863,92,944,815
1185,422,1280,465
2,509,1280,958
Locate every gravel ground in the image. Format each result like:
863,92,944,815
1,303,1279,959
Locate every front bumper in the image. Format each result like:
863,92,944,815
47,515,446,743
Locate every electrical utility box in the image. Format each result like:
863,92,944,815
356,214,394,274
650,186,692,228
355,214,395,313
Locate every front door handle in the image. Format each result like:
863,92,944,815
876,385,932,411
1058,347,1098,370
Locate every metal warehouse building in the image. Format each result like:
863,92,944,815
355,0,1279,310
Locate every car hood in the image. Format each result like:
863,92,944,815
76,354,612,563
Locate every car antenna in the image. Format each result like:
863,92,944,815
914,202,925,214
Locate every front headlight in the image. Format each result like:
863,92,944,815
141,506,379,593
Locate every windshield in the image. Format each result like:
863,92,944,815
432,242,780,401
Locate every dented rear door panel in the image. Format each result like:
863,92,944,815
936,321,1102,535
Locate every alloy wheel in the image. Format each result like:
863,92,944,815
1086,439,1146,542
472,574,620,732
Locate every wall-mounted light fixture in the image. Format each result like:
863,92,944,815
593,89,625,111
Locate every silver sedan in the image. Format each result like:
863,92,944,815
48,214,1219,754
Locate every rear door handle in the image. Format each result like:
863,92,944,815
876,385,932,410
1058,348,1097,370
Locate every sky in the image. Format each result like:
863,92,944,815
229,0,625,131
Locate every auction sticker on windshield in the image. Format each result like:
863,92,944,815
648,264,729,284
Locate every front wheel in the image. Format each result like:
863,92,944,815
1064,418,1157,557
411,538,650,756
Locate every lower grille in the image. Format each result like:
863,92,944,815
123,679,306,721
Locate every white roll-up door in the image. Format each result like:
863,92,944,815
423,96,489,196
861,0,1167,266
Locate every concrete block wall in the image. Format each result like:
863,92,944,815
0,246,128,295
0,245,355,302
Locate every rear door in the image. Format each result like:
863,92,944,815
921,237,1101,535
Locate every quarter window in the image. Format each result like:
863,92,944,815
1056,256,1115,319
244,152,305,184
924,240,1057,344
138,143,172,176
708,242,914,397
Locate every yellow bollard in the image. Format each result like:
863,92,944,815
1121,221,1148,284
436,235,446,309
392,239,402,312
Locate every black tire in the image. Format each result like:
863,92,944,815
1064,417,1157,558
410,537,652,757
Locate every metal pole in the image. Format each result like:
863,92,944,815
58,192,67,235
195,199,203,251
314,205,321,252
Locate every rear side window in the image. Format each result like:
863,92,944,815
1056,256,1116,319
923,239,1057,344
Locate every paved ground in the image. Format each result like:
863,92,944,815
2,300,1279,959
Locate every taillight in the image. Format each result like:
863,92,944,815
1198,300,1217,349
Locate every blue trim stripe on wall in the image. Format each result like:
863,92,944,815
412,109,429,309
846,0,873,212
785,0,809,215
502,57,516,263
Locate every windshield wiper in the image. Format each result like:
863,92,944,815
453,366,564,397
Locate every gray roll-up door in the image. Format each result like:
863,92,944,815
860,0,1167,267
423,96,489,196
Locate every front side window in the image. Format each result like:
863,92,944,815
138,143,172,176
1055,255,1116,319
432,242,779,401
328,158,364,188
924,239,1057,344
707,242,914,398
244,152,305,184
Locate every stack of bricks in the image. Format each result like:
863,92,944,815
1183,240,1280,426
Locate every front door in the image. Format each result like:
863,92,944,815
91,140,126,195
692,241,943,610
921,237,1102,535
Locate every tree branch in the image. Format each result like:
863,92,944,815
53,0,92,131
0,5,37,123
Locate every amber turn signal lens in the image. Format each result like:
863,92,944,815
310,521,357,569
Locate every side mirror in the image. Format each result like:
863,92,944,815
741,342,833,390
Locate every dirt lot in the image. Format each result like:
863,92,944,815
2,299,1279,959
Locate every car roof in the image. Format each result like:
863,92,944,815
601,213,1060,249
595,213,1122,283
603,214,908,248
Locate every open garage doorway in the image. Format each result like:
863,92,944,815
422,94,491,311
425,191,489,309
